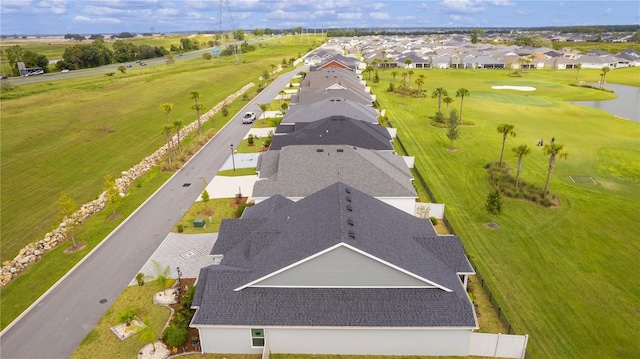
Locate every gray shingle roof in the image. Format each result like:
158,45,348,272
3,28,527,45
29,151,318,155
270,116,393,151
294,87,373,106
253,145,415,198
192,183,476,328
283,98,378,125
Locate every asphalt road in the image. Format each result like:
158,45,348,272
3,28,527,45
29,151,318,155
0,64,307,359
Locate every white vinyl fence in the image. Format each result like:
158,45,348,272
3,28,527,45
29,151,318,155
467,333,529,358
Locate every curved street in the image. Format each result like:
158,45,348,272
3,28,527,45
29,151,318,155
0,64,307,359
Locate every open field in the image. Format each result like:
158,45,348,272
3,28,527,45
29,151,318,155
371,66,640,358
0,35,324,329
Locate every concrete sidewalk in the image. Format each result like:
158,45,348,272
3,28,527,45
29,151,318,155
131,233,218,284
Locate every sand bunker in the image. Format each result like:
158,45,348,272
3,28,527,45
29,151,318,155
491,85,537,91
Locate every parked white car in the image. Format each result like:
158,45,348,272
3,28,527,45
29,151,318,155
242,112,256,124
60,69,69,73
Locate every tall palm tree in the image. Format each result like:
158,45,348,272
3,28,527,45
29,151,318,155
443,96,454,115
415,77,424,92
173,120,183,151
401,71,407,85
404,58,413,68
407,69,414,83
431,87,448,114
391,70,398,84
455,88,470,123
159,103,173,124
279,90,286,104
162,124,174,168
599,66,610,88
496,124,516,167
575,63,582,84
189,91,204,136
542,143,569,197
512,144,531,187
258,103,270,124
364,64,374,81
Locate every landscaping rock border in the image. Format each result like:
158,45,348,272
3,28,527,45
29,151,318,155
0,83,255,288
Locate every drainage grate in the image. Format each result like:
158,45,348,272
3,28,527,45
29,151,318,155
182,183,191,187
569,176,597,185
99,299,107,304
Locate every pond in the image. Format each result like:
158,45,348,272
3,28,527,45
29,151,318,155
569,83,640,122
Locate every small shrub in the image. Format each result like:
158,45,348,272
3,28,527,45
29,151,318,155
118,306,138,326
163,323,188,348
176,224,184,233
242,93,249,101
105,72,115,77
429,217,437,225
135,273,145,286
247,134,254,146
221,105,229,117
201,190,210,202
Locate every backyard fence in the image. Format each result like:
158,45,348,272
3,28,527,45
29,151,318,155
385,117,532,359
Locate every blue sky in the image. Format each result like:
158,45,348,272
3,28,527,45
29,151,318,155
1,0,638,35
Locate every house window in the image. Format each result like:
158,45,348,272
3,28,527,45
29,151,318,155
251,328,264,347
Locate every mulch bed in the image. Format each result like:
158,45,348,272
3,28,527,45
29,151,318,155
164,277,201,355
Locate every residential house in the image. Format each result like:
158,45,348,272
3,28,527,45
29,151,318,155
252,145,417,214
191,182,477,355
271,116,393,151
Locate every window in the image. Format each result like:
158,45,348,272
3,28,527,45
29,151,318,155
251,328,264,347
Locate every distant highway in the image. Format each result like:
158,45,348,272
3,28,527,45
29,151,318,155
3,37,273,85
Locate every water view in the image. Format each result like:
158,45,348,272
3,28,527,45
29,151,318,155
569,83,640,122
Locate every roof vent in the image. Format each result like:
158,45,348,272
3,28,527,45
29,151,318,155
337,148,344,153
348,230,356,239
346,204,353,212
347,217,354,226
316,148,324,152
345,187,351,194
346,195,352,202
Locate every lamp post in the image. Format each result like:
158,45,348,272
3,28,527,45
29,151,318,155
176,267,182,302
230,144,236,171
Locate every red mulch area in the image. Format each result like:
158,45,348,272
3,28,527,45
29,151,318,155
165,277,201,355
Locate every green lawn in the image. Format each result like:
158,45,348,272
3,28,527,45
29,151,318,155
70,279,173,359
371,66,640,358
0,35,323,329
0,34,323,261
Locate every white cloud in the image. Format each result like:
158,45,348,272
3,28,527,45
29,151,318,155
605,8,612,15
337,12,362,20
268,9,303,20
73,15,120,24
82,6,124,16
439,0,484,14
481,0,514,6
369,11,390,20
157,8,180,16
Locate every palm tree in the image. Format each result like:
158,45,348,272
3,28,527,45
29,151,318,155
162,125,174,168
279,90,286,104
512,144,531,187
415,77,424,92
173,120,183,151
431,87,448,114
364,64,374,81
404,58,413,68
455,88,470,123
497,124,516,167
391,70,398,84
599,66,610,88
270,63,276,77
542,143,569,197
258,103,270,124
443,96,454,116
407,69,414,83
189,91,204,136
401,71,407,85
575,63,582,84
159,103,173,124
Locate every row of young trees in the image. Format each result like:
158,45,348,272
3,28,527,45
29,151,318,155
159,91,206,169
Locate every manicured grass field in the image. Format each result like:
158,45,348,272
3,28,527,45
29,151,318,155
0,34,323,261
371,66,640,358
0,35,324,329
